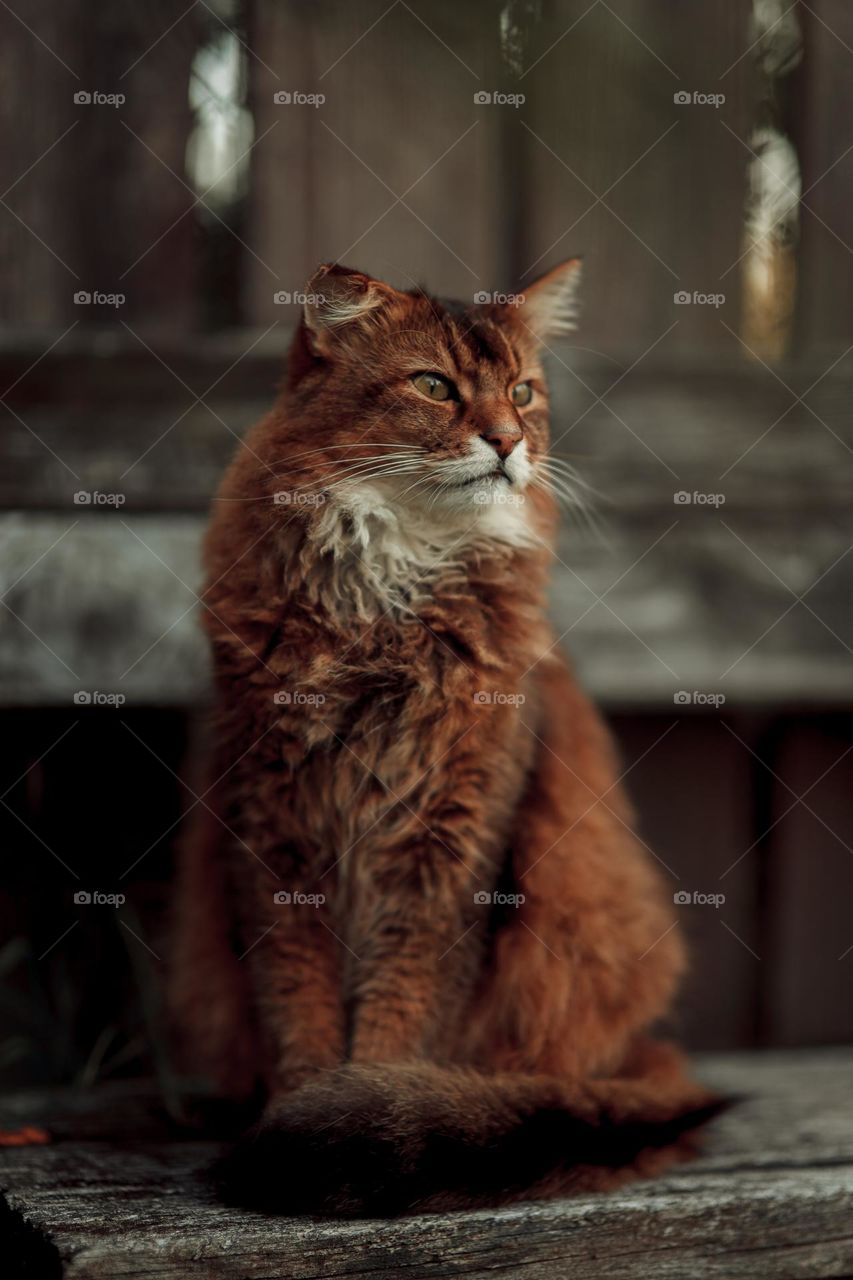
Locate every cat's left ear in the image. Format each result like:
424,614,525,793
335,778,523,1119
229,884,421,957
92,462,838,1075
301,263,399,356
517,257,582,341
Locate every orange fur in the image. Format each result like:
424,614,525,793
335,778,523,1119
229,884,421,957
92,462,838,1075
168,260,718,1213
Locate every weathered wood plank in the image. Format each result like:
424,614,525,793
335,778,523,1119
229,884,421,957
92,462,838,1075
1,1051,852,1279
2,506,853,708
3,341,852,513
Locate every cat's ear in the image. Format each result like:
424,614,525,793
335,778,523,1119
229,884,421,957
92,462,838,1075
517,257,582,341
301,264,397,354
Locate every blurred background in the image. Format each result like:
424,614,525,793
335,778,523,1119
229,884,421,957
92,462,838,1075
1,0,851,1092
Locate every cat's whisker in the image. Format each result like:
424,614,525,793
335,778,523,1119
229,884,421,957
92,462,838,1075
290,451,428,481
533,469,608,544
265,442,429,472
322,460,422,483
280,454,428,494
539,455,598,493
328,461,428,488
539,462,605,510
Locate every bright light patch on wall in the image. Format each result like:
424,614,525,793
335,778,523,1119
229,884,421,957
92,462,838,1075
742,127,800,360
499,0,542,76
740,0,803,361
186,26,253,212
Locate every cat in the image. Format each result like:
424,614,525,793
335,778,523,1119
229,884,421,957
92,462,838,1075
167,259,720,1216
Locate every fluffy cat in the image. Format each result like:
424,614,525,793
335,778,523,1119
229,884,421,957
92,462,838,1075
168,260,719,1215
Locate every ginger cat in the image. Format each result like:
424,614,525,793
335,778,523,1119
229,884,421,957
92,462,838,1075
168,260,718,1215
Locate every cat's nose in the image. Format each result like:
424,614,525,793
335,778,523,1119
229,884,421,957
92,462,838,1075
481,425,522,460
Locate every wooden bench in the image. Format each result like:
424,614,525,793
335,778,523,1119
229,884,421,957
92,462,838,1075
1,1048,851,1279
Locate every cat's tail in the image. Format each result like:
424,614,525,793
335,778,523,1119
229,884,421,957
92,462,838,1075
212,1040,725,1215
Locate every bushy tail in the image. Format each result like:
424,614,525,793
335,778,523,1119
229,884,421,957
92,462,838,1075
213,1043,724,1216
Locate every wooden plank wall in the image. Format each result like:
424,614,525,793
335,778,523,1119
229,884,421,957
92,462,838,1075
241,0,754,354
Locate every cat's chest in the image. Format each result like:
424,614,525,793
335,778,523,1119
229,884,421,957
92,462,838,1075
296,489,534,617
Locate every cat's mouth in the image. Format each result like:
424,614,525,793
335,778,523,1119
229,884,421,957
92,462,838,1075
452,468,509,489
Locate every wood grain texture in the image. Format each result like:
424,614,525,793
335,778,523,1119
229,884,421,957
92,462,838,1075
764,720,853,1047
1,1050,852,1279
3,494,852,708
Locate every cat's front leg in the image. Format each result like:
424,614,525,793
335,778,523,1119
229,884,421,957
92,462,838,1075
346,842,484,1063
235,850,347,1096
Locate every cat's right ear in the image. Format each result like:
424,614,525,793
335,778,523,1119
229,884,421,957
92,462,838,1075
517,257,583,342
301,264,392,356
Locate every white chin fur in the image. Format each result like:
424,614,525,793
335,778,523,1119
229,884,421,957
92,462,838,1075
425,437,533,511
304,440,535,615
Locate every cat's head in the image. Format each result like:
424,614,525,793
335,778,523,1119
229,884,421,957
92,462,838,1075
281,259,581,522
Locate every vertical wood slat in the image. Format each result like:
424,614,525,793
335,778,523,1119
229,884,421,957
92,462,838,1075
796,0,853,360
74,2,200,331
245,0,516,323
611,714,758,1050
0,1,200,335
765,718,853,1046
520,0,753,360
0,0,77,328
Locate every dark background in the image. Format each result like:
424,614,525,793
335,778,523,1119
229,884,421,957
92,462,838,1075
1,0,852,1091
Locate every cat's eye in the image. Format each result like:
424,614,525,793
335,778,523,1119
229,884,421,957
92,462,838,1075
412,372,454,402
511,381,533,407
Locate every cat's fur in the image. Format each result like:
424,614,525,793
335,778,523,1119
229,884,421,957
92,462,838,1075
168,260,718,1215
